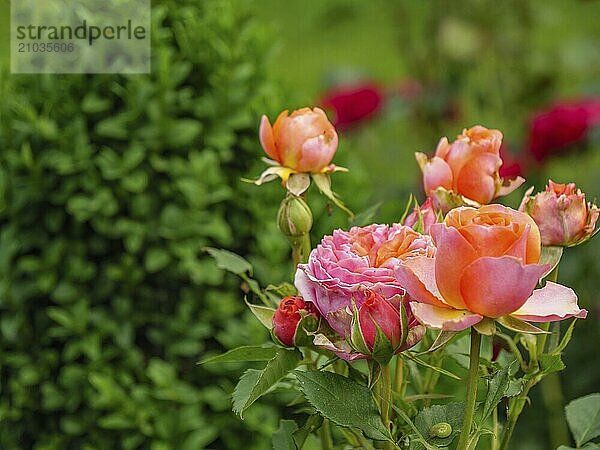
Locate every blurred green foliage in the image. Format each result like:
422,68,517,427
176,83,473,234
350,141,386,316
0,0,289,448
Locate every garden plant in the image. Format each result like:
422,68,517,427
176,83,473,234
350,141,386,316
204,107,600,450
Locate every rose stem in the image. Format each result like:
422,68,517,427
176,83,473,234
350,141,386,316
319,418,334,450
291,233,311,267
456,328,481,450
499,264,568,450
379,363,393,450
537,266,569,448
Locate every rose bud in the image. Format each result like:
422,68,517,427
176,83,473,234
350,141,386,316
272,296,309,347
259,107,338,173
277,195,313,239
520,180,599,247
354,291,402,352
415,126,524,208
403,197,438,234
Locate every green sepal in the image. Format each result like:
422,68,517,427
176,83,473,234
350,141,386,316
497,315,549,334
292,313,320,347
539,246,563,279
371,323,394,365
473,317,496,336
245,297,275,329
429,330,460,352
350,302,370,355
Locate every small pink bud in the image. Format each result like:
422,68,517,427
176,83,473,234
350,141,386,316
358,292,402,350
520,180,599,247
404,198,438,234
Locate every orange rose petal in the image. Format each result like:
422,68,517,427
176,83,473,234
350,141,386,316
422,156,453,194
459,256,547,318
430,223,478,310
259,115,280,162
456,153,501,204
459,223,520,258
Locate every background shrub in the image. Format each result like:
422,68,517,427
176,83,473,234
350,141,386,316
0,1,288,448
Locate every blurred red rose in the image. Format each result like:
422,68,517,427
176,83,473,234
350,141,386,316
321,82,383,130
498,143,524,179
528,99,600,162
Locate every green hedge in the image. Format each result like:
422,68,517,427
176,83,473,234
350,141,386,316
0,1,287,448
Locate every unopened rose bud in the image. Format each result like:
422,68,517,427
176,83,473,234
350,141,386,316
272,296,319,347
353,292,403,359
403,197,438,234
520,180,599,247
260,107,338,173
277,195,313,238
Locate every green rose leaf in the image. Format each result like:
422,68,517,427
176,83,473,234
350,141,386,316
272,419,299,450
557,444,598,450
539,354,566,375
295,370,392,442
204,247,253,275
232,348,302,418
565,393,600,447
481,364,512,422
414,402,465,447
198,346,278,365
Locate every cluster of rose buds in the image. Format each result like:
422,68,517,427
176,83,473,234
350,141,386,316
254,106,596,358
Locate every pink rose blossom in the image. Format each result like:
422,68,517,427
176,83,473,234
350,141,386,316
295,224,433,360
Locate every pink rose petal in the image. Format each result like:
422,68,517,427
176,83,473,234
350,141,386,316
511,281,588,322
394,256,447,308
409,302,483,331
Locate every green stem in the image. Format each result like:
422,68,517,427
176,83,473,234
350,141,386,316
456,328,481,450
393,356,404,395
538,264,568,447
541,372,570,448
291,233,311,267
320,418,334,450
380,363,393,450
499,378,536,450
492,405,499,450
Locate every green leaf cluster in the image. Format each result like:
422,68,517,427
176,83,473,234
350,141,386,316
0,0,285,448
